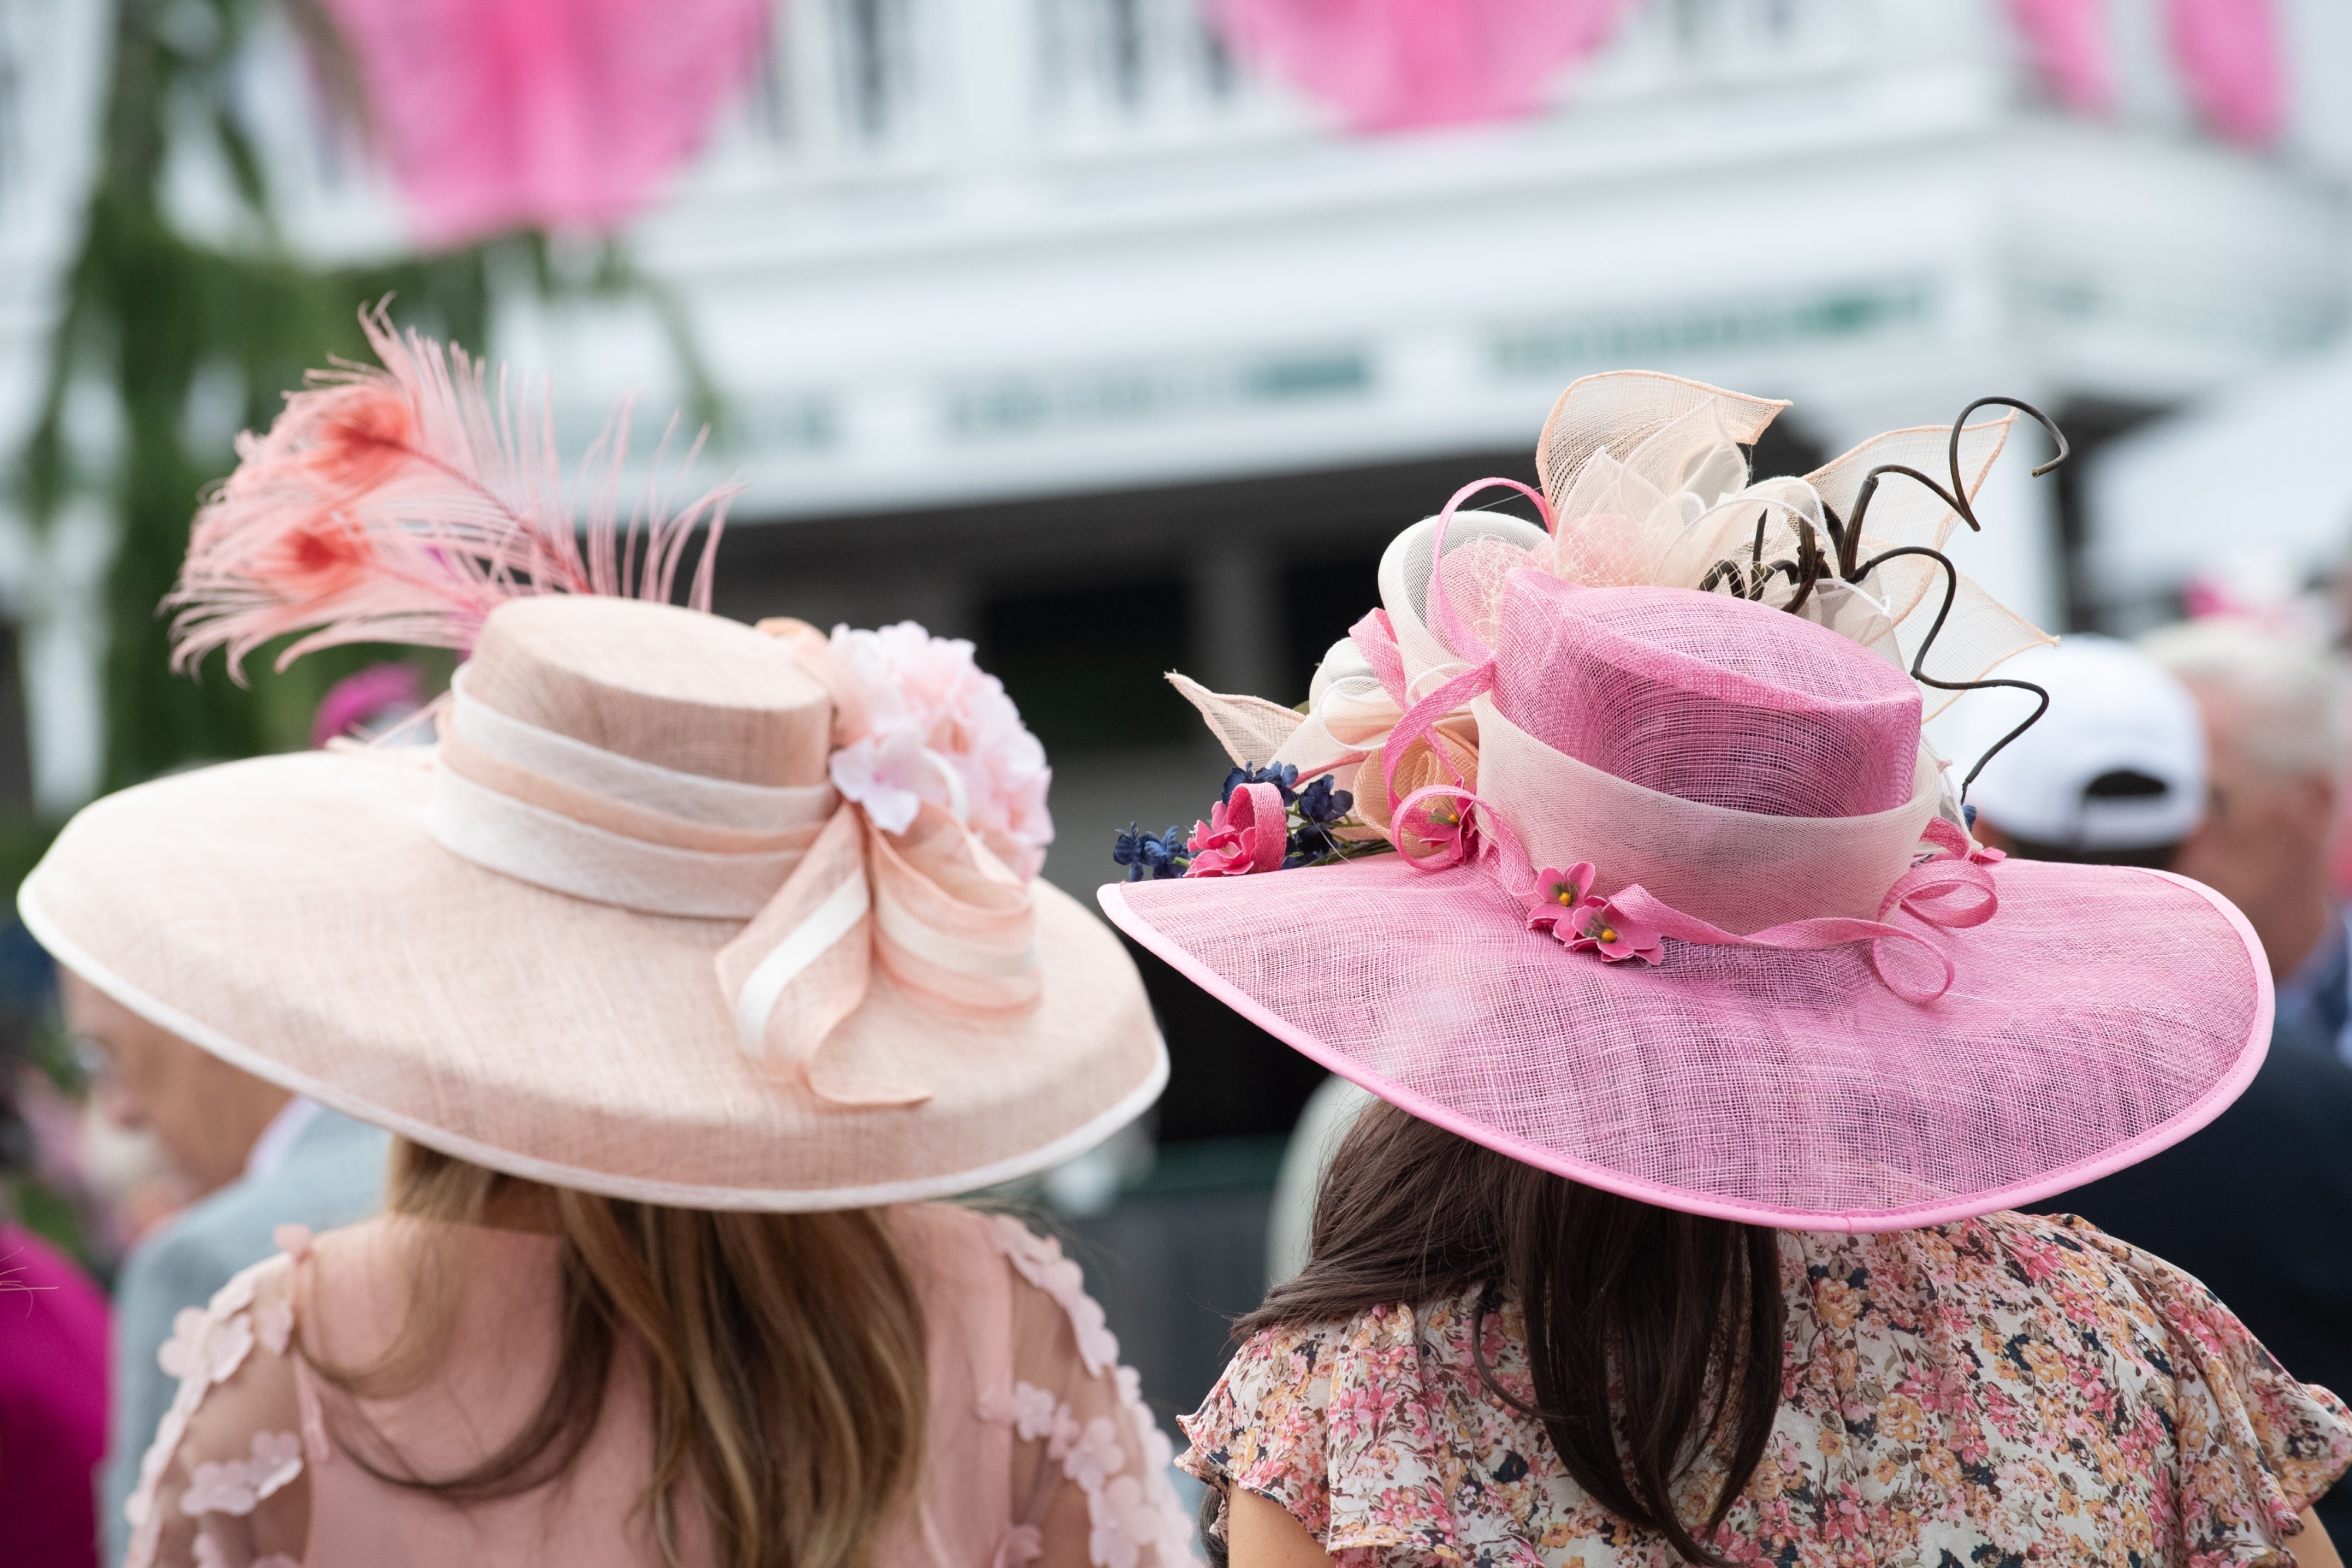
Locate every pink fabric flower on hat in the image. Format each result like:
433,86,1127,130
1522,863,1596,938
827,622,1054,878
828,724,944,835
1566,896,1663,965
1182,782,1285,878
1521,862,1659,962
1395,787,1480,868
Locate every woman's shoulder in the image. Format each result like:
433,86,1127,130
1892,1207,2283,1345
890,1203,1129,1375
1177,1290,1506,1543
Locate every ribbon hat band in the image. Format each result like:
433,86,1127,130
424,671,1043,1105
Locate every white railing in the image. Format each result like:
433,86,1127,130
0,0,2316,270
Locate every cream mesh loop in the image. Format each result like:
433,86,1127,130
1474,697,1937,932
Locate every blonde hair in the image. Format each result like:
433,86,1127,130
310,1139,928,1568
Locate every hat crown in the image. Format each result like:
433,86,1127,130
1491,575,1922,818
464,597,832,787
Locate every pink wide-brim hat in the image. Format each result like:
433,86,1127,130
25,597,1165,1210
1104,378,2271,1233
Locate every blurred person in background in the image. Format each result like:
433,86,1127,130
1970,634,2352,1539
1962,636,2207,870
67,969,389,1566
0,1001,110,1568
2143,620,2352,1055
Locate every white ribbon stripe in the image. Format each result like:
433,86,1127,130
426,681,840,920
426,767,806,919
873,888,1041,978
733,874,873,1057
446,670,839,834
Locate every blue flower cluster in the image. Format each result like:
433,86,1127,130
1113,824,1189,882
1220,762,1299,803
1114,760,1372,880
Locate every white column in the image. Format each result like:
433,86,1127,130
17,499,114,814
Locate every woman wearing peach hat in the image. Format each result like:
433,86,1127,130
24,312,1190,1568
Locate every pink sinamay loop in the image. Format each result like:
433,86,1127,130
1380,661,1495,820
1227,781,1289,875
1423,478,1557,668
1599,885,1963,1005
1348,607,1411,708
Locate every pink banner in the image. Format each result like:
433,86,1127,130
1202,0,1641,132
316,0,771,248
2167,0,2284,147
2004,0,2112,114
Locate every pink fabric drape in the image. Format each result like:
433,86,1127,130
315,0,772,248
1201,0,1641,132
2004,0,2113,114
2167,0,2284,147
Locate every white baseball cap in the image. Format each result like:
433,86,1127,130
1943,636,2207,854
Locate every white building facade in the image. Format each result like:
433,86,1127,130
4,0,2350,865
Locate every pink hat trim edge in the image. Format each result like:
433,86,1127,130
20,878,1170,1213
1096,868,2273,1235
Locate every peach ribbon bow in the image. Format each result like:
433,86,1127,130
713,622,1044,1106
423,631,1040,1110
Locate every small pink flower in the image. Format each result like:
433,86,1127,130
247,1431,304,1502
1060,1415,1127,1492
158,1308,254,1388
254,1298,294,1356
1085,1474,1160,1568
1565,897,1663,965
1181,807,1246,876
179,1459,259,1518
1181,782,1284,878
829,724,944,834
827,623,1054,877
1522,862,1596,937
1395,788,1479,867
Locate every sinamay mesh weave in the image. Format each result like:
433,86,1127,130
1496,577,1922,818
1108,855,2258,1228
1109,548,2269,1231
24,599,1167,1209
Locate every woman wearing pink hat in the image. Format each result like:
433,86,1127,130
1104,373,2352,1566
23,313,1192,1568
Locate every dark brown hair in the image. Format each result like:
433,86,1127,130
1227,1101,1785,1566
307,1139,929,1568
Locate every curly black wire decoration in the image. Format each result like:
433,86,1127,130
1699,396,2069,795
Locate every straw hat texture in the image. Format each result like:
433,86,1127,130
1102,372,2270,1233
25,596,1165,1209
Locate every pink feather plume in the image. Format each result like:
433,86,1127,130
169,302,736,679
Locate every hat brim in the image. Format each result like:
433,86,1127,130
24,751,1165,1210
1100,855,2270,1233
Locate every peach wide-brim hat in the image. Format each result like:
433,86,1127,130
22,597,1166,1209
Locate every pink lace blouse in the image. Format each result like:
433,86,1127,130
1180,1211,2352,1566
122,1203,1195,1568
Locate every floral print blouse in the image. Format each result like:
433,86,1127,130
1180,1212,2352,1566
